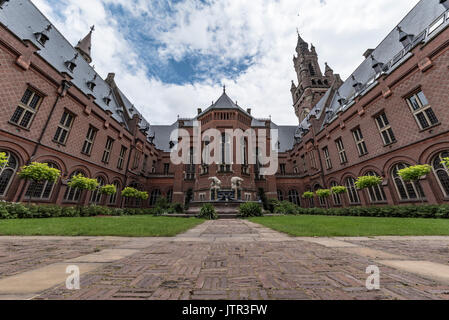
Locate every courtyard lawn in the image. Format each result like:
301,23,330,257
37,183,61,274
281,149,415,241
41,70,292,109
249,215,449,237
0,216,204,237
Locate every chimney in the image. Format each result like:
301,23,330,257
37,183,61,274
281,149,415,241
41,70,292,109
247,108,252,115
363,49,374,59
106,73,115,84
197,108,202,115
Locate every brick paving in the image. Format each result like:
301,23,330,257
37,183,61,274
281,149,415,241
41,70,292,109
13,220,446,300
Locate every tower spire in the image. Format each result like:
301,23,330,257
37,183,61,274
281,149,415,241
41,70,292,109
75,25,94,64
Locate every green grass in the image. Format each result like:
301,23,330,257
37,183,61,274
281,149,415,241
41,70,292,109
0,216,204,237
249,215,449,237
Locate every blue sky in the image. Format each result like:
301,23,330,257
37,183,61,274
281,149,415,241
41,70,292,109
32,0,420,125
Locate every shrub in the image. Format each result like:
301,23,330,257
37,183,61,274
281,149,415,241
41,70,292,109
0,206,11,219
398,165,432,182
239,202,263,218
62,206,79,217
316,189,331,199
99,184,117,196
274,201,299,215
198,203,217,220
171,203,184,214
267,199,280,213
155,197,170,210
331,186,347,195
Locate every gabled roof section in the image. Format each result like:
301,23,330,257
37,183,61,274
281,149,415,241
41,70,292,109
198,89,252,118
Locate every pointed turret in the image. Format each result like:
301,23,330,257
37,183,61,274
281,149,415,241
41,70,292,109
76,25,94,64
295,30,309,54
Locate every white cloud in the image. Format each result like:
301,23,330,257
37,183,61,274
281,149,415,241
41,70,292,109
31,0,420,125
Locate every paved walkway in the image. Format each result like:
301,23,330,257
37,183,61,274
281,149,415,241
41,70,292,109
0,220,449,300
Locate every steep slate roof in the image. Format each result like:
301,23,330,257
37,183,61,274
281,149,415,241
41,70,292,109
198,90,252,118
295,0,449,140
151,122,179,152
0,0,147,131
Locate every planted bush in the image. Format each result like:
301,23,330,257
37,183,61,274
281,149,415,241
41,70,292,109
331,186,347,195
302,192,314,199
198,203,217,220
355,176,382,190
239,202,263,218
274,201,299,215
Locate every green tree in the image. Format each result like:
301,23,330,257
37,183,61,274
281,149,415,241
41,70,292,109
99,184,117,196
398,164,431,202
355,175,383,190
331,186,347,195
0,152,8,171
316,189,331,208
17,162,61,203
302,191,314,199
67,174,99,211
121,187,148,207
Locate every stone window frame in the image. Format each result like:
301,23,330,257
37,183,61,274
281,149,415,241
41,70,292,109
391,163,425,201
365,171,387,203
63,170,85,203
108,181,121,205
102,137,114,164
330,181,342,206
352,127,368,156
405,90,439,130
89,176,105,204
0,150,19,198
335,138,348,164
81,125,98,156
117,146,127,170
25,162,59,201
10,88,43,129
345,176,361,205
374,112,397,146
323,146,332,170
53,110,75,145
431,151,449,198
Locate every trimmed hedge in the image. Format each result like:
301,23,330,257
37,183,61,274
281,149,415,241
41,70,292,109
272,201,449,219
239,202,263,218
0,202,165,220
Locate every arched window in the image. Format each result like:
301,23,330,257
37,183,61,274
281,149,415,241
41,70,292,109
346,177,360,204
149,189,161,206
308,63,316,76
109,181,121,205
25,162,59,200
315,184,326,207
64,170,86,202
392,163,425,201
365,171,387,203
432,151,449,197
0,151,19,197
288,190,300,206
167,189,173,203
90,177,105,204
277,190,284,201
330,181,342,206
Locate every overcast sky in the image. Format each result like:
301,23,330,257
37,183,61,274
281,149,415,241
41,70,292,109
32,0,420,125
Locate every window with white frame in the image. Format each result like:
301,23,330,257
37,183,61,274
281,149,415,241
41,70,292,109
432,151,449,197
117,146,127,170
81,126,97,155
54,111,74,145
323,147,332,170
102,137,114,164
352,127,368,156
375,113,396,145
406,90,438,130
64,171,85,202
331,181,342,206
346,177,360,204
288,190,300,206
25,162,59,200
336,138,348,164
90,177,105,204
10,88,42,129
0,151,18,197
392,163,425,201
108,181,120,205
365,171,387,203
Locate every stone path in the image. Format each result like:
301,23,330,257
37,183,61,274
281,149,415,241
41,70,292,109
0,220,449,300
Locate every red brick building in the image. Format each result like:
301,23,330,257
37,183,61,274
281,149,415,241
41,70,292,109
1,0,449,209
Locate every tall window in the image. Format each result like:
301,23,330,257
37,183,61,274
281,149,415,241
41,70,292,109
149,189,161,206
288,190,300,206
81,126,97,155
221,133,231,165
315,185,326,207
0,151,18,197
10,88,42,129
406,90,438,130
309,151,317,169
331,181,342,206
143,154,149,172
392,163,425,201
302,155,307,172
25,162,59,200
280,164,286,175
54,111,74,145
102,138,114,164
132,151,141,169
90,177,105,204
109,181,121,205
117,146,127,170
365,171,387,203
277,190,284,201
346,177,360,204
352,128,368,156
336,138,347,164
323,147,332,170
64,171,85,202
432,151,449,197
375,113,396,145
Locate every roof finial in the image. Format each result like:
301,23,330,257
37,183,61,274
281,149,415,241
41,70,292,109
223,84,226,93
90,25,95,33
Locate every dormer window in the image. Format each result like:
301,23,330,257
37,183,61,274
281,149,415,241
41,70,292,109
34,25,52,46
397,26,414,48
65,53,78,72
0,0,10,9
103,96,111,106
371,55,384,74
351,75,363,92
86,74,97,91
